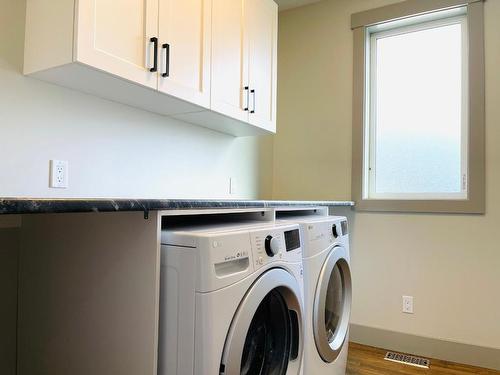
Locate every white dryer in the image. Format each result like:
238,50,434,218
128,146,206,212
280,215,352,375
158,221,305,375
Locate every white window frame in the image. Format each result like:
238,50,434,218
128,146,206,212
364,11,469,201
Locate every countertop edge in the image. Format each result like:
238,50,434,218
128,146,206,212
0,198,355,215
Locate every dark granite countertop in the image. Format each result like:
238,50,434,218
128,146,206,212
0,198,354,216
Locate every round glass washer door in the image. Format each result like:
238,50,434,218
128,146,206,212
220,268,303,375
313,245,352,363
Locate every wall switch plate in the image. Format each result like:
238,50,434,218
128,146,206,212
49,160,68,188
229,177,237,195
402,295,414,314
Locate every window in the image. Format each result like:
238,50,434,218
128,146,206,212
351,0,485,213
367,10,468,200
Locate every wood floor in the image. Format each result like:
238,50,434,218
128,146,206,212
347,343,500,375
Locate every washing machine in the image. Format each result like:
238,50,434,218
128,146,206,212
158,220,305,375
279,215,352,375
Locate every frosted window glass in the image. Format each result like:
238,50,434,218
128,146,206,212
373,23,464,195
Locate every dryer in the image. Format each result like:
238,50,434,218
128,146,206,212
280,215,352,375
158,221,305,375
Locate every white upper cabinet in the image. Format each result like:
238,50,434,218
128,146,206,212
158,0,212,108
210,0,249,123
247,0,278,132
24,0,277,136
211,0,277,132
76,0,159,90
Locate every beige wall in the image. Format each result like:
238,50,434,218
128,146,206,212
274,0,500,350
0,0,271,200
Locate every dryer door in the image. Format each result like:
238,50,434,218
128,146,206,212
313,245,352,363
220,268,303,375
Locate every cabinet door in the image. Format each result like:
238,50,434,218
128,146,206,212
76,0,159,89
211,0,249,123
158,0,211,108
247,0,277,132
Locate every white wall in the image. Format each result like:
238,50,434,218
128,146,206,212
274,0,500,351
0,0,272,200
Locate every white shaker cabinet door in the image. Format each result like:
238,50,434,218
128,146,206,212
158,0,212,108
210,0,250,123
75,0,159,89
247,0,277,132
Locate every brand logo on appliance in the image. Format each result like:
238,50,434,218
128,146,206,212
224,250,248,262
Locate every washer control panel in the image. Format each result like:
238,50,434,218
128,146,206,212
163,222,303,293
300,217,349,258
250,224,302,269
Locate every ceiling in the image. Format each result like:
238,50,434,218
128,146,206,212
275,0,323,11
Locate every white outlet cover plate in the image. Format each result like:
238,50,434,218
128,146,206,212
50,160,69,188
402,295,414,314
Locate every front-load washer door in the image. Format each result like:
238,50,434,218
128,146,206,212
313,245,352,363
220,268,303,375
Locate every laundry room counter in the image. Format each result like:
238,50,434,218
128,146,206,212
0,198,354,215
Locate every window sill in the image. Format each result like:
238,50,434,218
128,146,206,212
354,198,485,214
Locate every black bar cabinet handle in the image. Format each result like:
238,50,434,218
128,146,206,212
250,89,255,114
244,86,249,111
149,37,158,72
162,43,170,78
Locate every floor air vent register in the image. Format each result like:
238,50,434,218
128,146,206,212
384,351,431,369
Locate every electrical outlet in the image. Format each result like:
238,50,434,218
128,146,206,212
402,295,414,314
229,177,237,195
49,160,68,188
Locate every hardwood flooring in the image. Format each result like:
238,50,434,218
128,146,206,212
347,343,500,375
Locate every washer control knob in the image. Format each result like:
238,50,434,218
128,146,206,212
264,235,280,257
